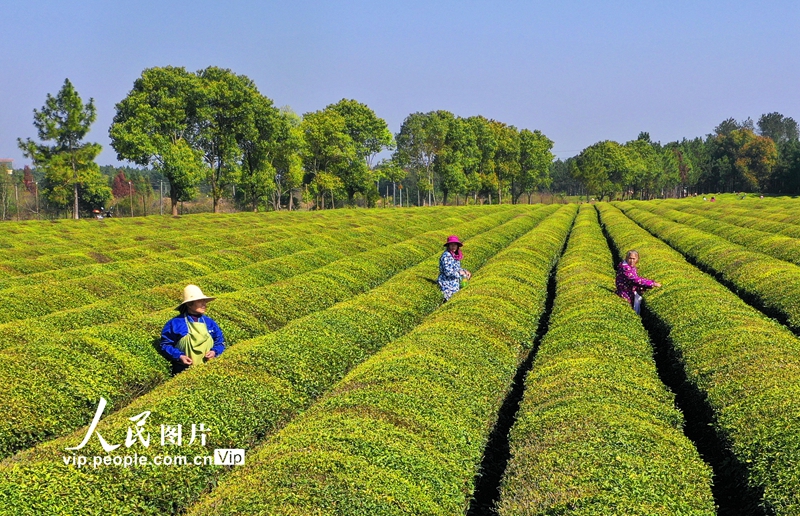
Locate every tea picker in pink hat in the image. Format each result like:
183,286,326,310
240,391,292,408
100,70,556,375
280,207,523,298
438,235,471,301
160,285,226,373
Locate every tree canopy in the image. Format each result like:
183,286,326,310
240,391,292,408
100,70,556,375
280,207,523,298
570,140,630,201
12,66,800,220
109,66,204,215
757,112,799,145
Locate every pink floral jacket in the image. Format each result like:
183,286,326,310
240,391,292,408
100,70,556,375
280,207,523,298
615,262,655,305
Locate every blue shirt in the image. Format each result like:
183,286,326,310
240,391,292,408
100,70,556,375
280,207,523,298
160,314,225,362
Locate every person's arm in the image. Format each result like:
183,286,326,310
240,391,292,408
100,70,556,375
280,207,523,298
205,317,225,358
160,319,186,362
620,263,656,288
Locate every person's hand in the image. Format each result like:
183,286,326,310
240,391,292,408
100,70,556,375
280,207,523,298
179,355,193,365
205,350,217,359
653,282,662,287
466,271,471,280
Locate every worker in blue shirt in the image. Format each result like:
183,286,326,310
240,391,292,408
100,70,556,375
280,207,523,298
161,285,225,372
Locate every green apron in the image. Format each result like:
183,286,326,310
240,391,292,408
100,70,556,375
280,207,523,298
177,316,214,366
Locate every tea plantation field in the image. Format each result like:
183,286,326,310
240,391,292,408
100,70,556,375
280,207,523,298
0,198,798,515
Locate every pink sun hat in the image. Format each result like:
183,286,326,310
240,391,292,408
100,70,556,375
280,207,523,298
443,235,463,247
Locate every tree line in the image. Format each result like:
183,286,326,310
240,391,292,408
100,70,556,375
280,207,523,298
562,114,800,201
6,67,800,219
10,68,556,219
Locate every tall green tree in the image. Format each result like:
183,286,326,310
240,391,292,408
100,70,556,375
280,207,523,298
326,99,393,205
624,137,659,199
328,99,394,168
664,142,695,195
235,92,293,212
197,66,267,212
161,140,203,209
109,66,204,215
678,137,710,192
299,109,355,208
434,116,476,205
656,146,681,198
464,115,497,203
310,171,344,209
715,117,754,136
736,131,778,190
270,107,304,210
769,139,800,193
757,112,799,144
18,79,109,219
709,129,777,191
517,129,554,203
489,121,520,204
570,140,630,201
550,158,582,196
758,113,800,194
394,111,453,205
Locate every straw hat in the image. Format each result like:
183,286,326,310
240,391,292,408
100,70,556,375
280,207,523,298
443,235,463,247
176,284,216,310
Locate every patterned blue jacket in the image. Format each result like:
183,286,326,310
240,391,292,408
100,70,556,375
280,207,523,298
438,251,463,301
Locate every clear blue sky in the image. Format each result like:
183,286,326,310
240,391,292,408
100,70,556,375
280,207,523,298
2,0,799,167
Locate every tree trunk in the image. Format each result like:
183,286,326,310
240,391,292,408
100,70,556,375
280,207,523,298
211,161,222,213
427,167,432,206
73,182,79,219
71,153,80,220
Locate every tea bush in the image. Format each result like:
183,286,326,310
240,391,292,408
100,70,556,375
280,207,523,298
497,205,714,515
0,208,511,458
617,203,800,332
598,202,800,514
0,205,553,515
629,200,800,265
183,205,577,515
